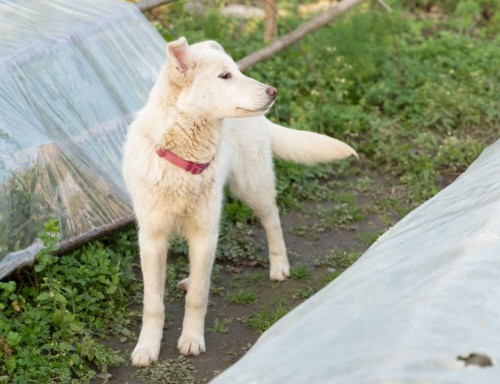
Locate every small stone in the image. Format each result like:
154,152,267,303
457,353,493,367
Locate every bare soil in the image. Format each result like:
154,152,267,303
99,173,405,384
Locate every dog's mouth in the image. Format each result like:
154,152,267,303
237,100,274,114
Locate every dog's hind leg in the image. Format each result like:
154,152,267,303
252,197,290,281
228,167,290,281
177,276,189,292
131,222,170,367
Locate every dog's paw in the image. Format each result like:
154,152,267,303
177,333,206,356
270,260,290,281
131,345,160,367
177,277,189,292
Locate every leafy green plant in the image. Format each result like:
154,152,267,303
2,2,499,382
223,190,255,223
289,264,310,280
34,218,60,273
133,356,197,384
0,170,47,257
0,223,140,383
151,0,499,270
216,220,266,264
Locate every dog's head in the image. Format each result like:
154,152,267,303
162,37,277,120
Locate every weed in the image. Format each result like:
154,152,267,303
224,190,255,223
294,287,314,300
315,250,363,270
210,284,226,296
133,356,196,384
229,290,258,305
216,220,266,264
33,218,60,273
227,275,241,291
0,223,139,382
322,270,342,287
295,224,308,237
289,264,310,280
209,318,231,334
212,264,223,285
243,270,266,283
356,231,385,246
210,264,225,295
270,280,283,290
242,302,291,334
3,1,499,382
165,257,189,303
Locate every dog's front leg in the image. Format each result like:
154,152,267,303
178,225,218,356
131,226,169,367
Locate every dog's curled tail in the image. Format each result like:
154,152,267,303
267,121,358,164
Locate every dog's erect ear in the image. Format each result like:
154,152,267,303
166,37,190,74
206,41,225,52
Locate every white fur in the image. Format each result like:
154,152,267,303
122,37,357,367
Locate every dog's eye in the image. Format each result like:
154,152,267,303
218,72,231,80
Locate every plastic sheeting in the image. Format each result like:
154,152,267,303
212,139,500,384
0,0,165,278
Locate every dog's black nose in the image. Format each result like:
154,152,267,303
266,87,278,98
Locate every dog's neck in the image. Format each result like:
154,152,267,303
148,67,223,163
159,110,222,164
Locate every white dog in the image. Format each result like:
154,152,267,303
122,37,357,367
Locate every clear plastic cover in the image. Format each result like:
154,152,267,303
0,0,165,278
212,139,500,384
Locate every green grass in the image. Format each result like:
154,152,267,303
243,270,266,283
294,287,314,300
242,302,291,334
229,290,259,305
323,270,342,286
1,0,499,381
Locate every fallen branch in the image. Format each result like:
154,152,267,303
237,0,367,71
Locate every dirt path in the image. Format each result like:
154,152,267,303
101,173,403,383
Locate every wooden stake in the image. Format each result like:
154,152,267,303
264,0,277,42
237,0,367,71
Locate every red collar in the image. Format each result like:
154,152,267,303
155,146,211,175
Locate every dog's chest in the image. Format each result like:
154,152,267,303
124,121,229,221
147,158,219,214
